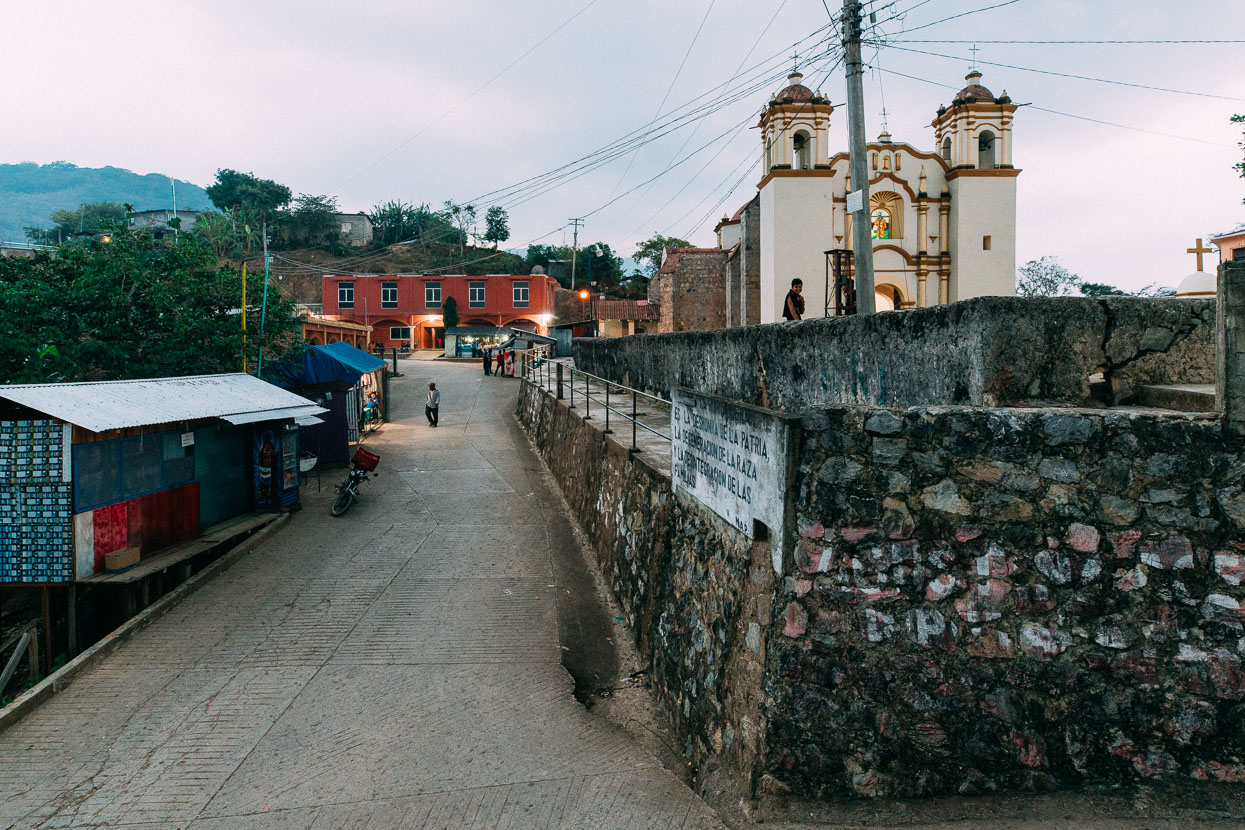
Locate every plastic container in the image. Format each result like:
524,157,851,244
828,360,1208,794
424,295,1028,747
352,447,381,471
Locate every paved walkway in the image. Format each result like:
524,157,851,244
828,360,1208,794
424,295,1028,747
0,365,721,829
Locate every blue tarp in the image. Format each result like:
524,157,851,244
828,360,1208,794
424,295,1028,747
269,341,387,388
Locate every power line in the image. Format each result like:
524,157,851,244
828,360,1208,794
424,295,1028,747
332,0,604,190
881,44,1245,102
881,0,1025,34
605,0,718,200
872,64,1233,147
888,38,1245,44
607,0,799,234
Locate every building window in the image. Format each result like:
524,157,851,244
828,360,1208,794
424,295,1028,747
871,209,891,240
338,282,354,308
941,136,951,162
513,281,529,308
73,431,195,512
341,222,353,233
469,281,486,308
425,281,441,308
793,132,809,170
390,326,411,340
983,235,992,251
381,281,398,308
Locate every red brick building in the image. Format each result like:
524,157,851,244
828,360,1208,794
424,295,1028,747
321,271,558,349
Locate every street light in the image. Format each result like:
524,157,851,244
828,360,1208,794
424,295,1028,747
578,288,595,337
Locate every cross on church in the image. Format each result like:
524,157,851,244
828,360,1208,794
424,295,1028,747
791,51,800,72
969,44,980,70
879,105,890,132
1187,237,1215,271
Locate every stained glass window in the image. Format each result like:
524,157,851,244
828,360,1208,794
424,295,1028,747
871,209,891,240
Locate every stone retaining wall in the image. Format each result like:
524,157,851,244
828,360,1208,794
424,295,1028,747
574,296,1214,411
518,379,1245,803
517,383,769,790
779,404,1245,798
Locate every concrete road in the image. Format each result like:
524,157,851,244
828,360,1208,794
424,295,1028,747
0,364,722,829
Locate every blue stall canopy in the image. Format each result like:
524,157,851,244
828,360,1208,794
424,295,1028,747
271,341,388,388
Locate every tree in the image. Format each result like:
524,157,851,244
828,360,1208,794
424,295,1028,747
483,206,510,248
26,201,127,244
442,200,477,256
205,169,291,219
442,296,460,329
285,193,339,246
1016,256,1082,297
1234,114,1244,190
0,226,300,383
633,233,692,277
1079,282,1127,298
370,200,418,246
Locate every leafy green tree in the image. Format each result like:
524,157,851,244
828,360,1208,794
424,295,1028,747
25,201,127,244
442,296,460,329
1016,256,1082,297
483,206,510,248
580,242,624,290
1079,282,1127,297
205,169,291,219
370,200,418,246
285,193,339,246
0,227,300,383
633,233,692,277
442,200,477,256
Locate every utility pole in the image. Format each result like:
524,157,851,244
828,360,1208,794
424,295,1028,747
257,222,270,377
241,262,247,373
842,0,875,313
171,177,178,241
568,218,583,289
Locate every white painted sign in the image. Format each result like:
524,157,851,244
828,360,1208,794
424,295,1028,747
671,389,791,574
846,188,864,213
180,431,195,448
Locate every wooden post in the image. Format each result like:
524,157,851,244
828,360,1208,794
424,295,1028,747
67,584,78,657
40,587,51,675
27,626,40,682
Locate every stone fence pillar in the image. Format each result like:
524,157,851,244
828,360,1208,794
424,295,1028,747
1217,259,1245,434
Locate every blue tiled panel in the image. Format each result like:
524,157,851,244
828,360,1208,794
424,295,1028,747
0,420,73,583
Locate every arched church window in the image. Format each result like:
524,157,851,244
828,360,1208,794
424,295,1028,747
871,209,891,240
765,138,773,171
978,130,996,168
941,136,951,162
793,132,809,170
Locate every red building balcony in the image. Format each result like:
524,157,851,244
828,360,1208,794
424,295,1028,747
321,273,557,349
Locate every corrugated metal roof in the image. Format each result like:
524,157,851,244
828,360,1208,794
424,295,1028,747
221,405,326,425
0,373,328,433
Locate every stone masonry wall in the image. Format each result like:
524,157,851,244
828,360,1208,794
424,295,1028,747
574,296,1215,412
517,382,771,790
775,404,1245,798
672,251,730,332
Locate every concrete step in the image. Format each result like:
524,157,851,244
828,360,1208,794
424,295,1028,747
1134,383,1216,412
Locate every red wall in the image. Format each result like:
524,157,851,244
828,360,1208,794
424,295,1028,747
91,482,201,570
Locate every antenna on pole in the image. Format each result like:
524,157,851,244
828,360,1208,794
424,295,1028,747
568,218,583,289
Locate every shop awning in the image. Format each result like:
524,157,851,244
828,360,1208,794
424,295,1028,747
270,341,388,388
222,405,326,426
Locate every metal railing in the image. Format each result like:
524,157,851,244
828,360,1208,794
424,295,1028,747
520,350,671,452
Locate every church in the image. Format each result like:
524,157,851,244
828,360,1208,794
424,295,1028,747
655,68,1021,330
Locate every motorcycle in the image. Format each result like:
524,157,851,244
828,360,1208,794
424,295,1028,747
331,447,380,516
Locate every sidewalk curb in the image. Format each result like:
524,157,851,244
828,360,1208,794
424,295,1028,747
0,513,290,735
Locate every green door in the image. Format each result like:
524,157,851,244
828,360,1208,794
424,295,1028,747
196,424,252,527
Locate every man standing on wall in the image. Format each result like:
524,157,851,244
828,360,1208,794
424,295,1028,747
783,278,805,321
426,382,440,427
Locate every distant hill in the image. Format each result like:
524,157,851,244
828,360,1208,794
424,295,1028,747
0,161,214,243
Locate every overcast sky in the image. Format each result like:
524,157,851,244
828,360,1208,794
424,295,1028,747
4,0,1243,290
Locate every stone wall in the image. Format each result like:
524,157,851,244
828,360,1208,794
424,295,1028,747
778,404,1245,798
519,373,1245,804
574,296,1215,412
517,382,770,790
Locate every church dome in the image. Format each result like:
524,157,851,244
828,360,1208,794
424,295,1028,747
775,71,814,102
1175,271,1216,297
954,70,995,103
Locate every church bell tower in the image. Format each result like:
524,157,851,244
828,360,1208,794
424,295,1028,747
930,71,1020,299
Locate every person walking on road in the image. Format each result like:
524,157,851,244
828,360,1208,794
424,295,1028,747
425,382,440,427
482,347,492,376
782,278,805,321
495,349,505,376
